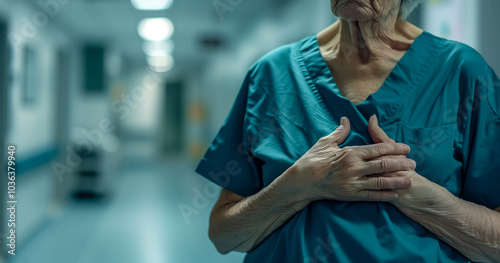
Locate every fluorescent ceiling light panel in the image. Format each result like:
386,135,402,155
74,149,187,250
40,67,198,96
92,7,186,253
138,18,174,41
131,0,173,10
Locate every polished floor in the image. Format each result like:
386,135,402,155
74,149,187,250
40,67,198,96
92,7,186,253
10,143,245,263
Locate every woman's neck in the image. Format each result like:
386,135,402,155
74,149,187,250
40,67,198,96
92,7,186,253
317,12,422,65
316,13,424,105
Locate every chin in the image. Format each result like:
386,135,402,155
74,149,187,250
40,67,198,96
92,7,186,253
332,1,377,21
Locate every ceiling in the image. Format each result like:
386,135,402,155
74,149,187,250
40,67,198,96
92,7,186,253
26,0,287,73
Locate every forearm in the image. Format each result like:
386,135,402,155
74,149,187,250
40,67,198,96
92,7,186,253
210,167,309,254
396,187,500,262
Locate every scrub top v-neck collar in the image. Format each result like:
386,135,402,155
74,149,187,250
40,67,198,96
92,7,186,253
297,31,436,138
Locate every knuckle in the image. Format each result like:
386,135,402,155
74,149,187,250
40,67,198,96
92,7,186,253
373,177,383,190
342,147,353,154
373,144,385,155
338,148,354,161
350,181,360,190
318,136,329,143
342,148,356,157
378,159,388,172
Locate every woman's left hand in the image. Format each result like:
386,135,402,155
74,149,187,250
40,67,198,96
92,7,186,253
367,116,456,213
369,115,500,263
379,170,456,213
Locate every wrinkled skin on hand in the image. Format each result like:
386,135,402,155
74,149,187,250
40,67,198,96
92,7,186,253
290,116,416,203
365,115,456,212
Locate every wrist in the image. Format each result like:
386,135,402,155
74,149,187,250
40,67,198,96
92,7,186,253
395,176,459,216
271,165,314,210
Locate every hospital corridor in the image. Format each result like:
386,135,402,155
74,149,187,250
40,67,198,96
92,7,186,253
1,0,500,263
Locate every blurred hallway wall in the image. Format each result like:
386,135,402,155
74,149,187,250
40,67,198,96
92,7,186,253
421,0,500,74
5,1,62,157
479,0,500,75
0,0,132,252
0,0,80,251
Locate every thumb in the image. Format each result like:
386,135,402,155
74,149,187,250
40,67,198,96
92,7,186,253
326,117,351,146
368,115,395,143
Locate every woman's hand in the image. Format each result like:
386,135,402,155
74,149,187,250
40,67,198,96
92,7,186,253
286,117,416,204
368,116,500,262
386,171,457,213
366,115,457,212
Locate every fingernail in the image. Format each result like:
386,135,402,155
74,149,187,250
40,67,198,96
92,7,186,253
403,145,411,153
341,117,346,126
404,178,412,187
408,160,416,169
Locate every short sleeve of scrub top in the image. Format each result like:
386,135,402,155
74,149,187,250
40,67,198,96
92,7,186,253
195,69,264,197
195,32,500,263
461,66,500,210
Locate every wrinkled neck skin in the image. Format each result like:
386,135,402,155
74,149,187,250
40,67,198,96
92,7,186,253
317,9,423,65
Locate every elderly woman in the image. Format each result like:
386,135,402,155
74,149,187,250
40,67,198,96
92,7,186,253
196,0,500,262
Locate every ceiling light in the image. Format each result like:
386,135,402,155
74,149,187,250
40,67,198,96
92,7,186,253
131,0,173,10
138,18,174,41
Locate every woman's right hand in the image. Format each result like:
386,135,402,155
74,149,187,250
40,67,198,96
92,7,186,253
286,117,415,203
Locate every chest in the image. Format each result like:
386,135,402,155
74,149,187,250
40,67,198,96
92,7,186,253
335,78,387,105
328,63,395,105
248,72,465,196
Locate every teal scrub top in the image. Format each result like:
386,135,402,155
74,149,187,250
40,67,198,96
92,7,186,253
195,31,500,263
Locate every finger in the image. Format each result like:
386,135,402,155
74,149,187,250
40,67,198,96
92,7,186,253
361,156,416,174
355,143,411,160
325,117,351,146
356,190,399,202
359,176,412,191
368,115,395,144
